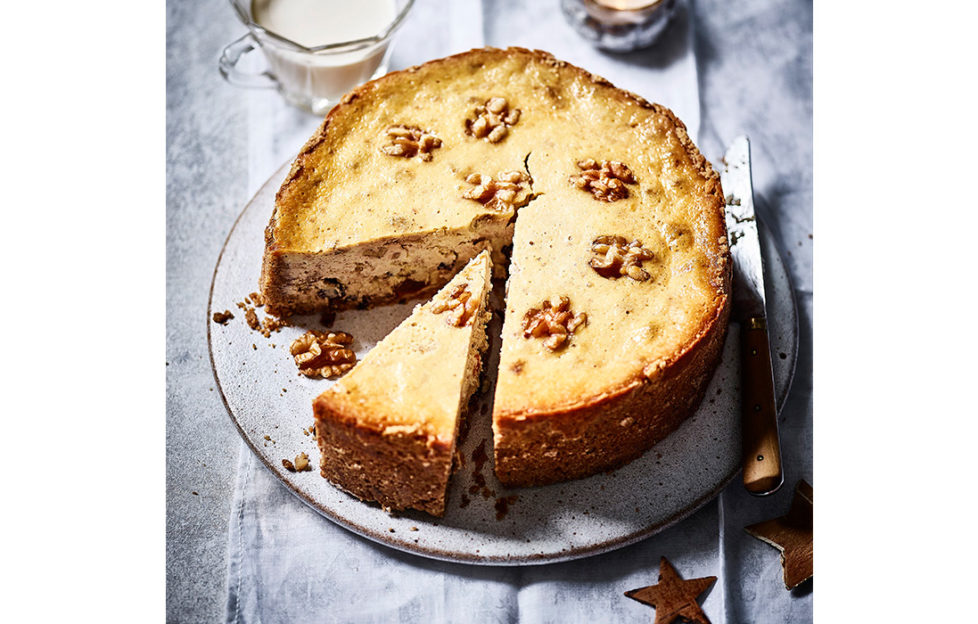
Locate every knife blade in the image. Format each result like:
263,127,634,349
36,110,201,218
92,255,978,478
721,135,784,496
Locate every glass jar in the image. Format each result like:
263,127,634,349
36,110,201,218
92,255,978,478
561,0,677,53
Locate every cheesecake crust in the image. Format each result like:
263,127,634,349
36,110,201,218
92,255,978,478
313,398,456,516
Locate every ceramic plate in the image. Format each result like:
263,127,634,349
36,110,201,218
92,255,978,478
208,162,798,565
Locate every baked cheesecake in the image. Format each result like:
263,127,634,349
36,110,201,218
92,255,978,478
313,251,493,516
268,47,730,495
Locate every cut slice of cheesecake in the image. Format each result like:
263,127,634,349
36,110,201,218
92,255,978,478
313,251,493,516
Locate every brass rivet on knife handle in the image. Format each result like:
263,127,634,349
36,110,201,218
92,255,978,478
741,316,784,495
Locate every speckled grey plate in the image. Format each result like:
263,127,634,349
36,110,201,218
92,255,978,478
208,162,798,565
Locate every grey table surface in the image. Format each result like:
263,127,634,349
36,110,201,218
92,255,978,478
166,0,812,621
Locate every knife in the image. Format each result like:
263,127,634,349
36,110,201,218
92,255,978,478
721,136,784,496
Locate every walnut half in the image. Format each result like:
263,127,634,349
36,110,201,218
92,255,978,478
590,235,655,281
465,97,521,143
570,159,637,202
462,170,531,212
431,284,479,327
522,296,587,351
289,330,356,378
380,125,442,161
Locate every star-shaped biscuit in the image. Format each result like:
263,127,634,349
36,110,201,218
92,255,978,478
745,479,813,589
624,557,716,624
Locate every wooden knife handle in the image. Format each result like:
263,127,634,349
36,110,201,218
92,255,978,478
741,316,784,495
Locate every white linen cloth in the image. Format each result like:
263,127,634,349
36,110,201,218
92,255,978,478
227,1,812,622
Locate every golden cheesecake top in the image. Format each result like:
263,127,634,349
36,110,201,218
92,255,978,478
270,48,725,252
282,47,728,421
316,251,492,440
493,152,727,416
269,51,544,253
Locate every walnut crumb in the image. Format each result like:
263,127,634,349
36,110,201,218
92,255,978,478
465,97,521,143
282,459,296,472
244,308,260,330
570,159,637,202
380,125,442,161
290,330,357,378
294,452,311,472
212,310,234,324
522,296,587,351
589,235,655,281
234,296,290,338
430,284,479,327
259,315,288,338
462,170,531,212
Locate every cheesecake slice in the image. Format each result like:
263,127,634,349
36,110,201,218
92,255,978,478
313,251,493,516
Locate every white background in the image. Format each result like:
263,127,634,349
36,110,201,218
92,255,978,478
2,1,977,621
